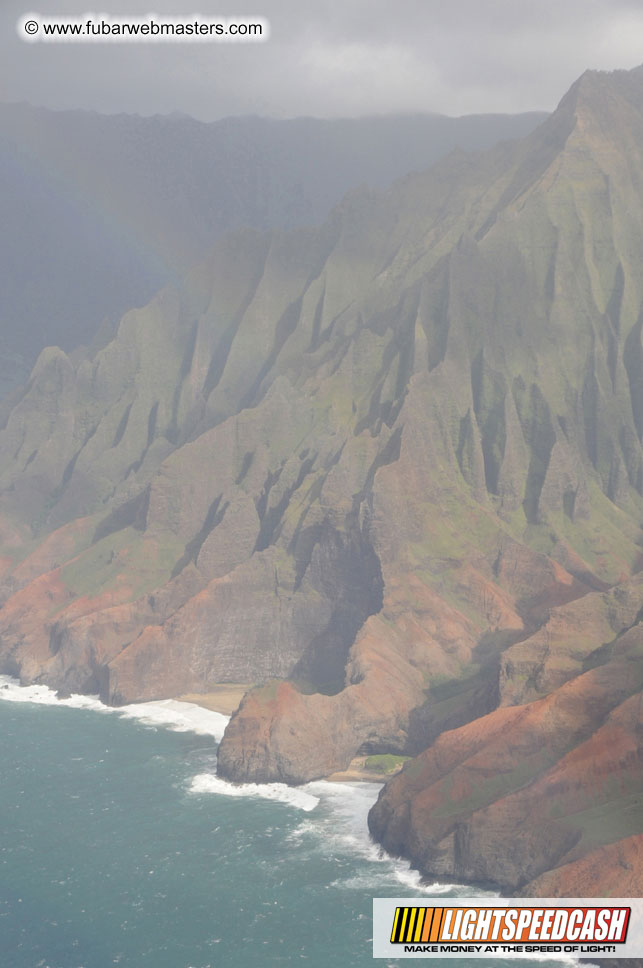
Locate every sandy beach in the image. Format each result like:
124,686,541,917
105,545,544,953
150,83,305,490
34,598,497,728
177,684,252,717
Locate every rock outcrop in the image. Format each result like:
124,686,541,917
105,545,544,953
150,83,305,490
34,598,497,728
368,579,643,892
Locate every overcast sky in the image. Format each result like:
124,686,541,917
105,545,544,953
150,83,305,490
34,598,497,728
2,0,643,120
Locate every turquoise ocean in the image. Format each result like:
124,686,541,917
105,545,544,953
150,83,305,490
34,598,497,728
0,676,580,968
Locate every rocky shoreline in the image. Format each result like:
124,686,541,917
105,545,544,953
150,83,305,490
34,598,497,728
182,687,395,783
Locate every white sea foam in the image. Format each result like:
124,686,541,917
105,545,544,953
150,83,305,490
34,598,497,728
298,779,475,896
117,699,229,740
304,779,384,858
0,675,109,711
0,676,492,901
189,773,320,811
0,675,229,739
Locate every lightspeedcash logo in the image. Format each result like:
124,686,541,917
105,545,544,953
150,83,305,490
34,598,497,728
372,898,641,959
390,905,629,945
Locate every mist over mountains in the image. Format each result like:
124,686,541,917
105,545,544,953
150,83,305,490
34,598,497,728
0,102,544,397
2,67,643,896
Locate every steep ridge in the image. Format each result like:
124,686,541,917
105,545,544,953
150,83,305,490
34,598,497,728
1,69,643,891
366,69,643,894
219,67,643,782
0,102,545,387
368,582,643,892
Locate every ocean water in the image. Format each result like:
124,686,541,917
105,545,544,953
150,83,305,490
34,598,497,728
0,677,579,968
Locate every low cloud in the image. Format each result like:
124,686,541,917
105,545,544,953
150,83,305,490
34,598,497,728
2,0,643,119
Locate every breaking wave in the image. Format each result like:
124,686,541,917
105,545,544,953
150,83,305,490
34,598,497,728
0,675,473,898
188,773,320,811
0,675,229,740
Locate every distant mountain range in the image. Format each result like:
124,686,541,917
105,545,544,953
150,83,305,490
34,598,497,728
0,102,544,395
1,69,643,896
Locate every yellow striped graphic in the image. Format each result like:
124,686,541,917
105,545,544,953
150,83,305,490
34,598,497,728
390,907,401,944
391,907,436,943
